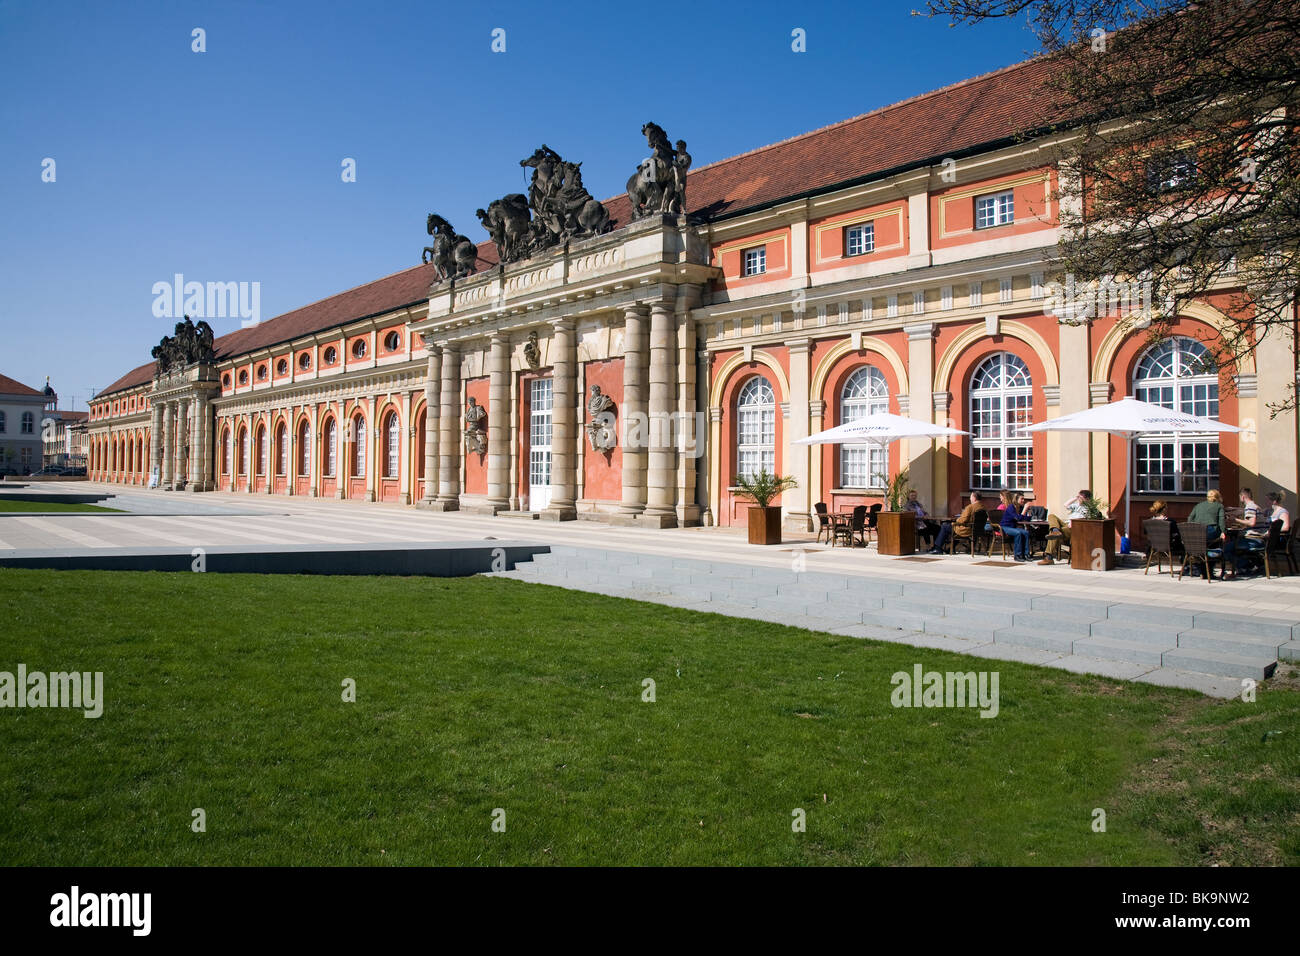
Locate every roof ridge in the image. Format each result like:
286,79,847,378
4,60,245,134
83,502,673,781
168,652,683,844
677,52,1047,181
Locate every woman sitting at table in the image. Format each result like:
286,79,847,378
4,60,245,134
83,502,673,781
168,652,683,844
1187,489,1226,544
1267,491,1290,532
992,490,1031,562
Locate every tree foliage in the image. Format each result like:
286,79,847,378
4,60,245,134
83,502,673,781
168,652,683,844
923,0,1300,410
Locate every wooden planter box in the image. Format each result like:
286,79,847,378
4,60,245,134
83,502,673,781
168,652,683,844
1070,518,1116,570
876,510,916,556
747,506,782,546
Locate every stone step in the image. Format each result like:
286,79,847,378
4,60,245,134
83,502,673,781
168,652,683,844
1175,629,1284,661
992,628,1075,654
1011,611,1094,636
1105,604,1197,629
1089,619,1185,646
1280,641,1300,662
1028,595,1115,618
1072,635,1169,667
859,609,928,632
1161,648,1276,681
1190,612,1294,642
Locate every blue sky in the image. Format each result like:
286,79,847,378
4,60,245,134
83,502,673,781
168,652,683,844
0,0,1039,409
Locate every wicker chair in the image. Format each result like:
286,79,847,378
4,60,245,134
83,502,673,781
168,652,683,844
814,502,832,545
1143,518,1181,576
1178,522,1222,582
1262,519,1295,578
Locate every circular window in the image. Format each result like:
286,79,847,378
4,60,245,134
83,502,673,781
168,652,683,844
299,353,311,370
256,364,268,381
276,358,288,376
352,339,368,359
238,369,249,385
222,373,231,388
324,346,337,365
384,331,400,352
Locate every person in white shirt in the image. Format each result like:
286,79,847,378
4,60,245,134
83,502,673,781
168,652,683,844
1267,491,1291,532
1044,489,1090,560
1227,488,1265,575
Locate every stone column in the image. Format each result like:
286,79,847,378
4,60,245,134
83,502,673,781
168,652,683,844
905,321,936,504
545,320,578,520
161,402,174,490
149,402,162,488
1055,320,1092,507
486,334,511,512
188,397,204,491
644,299,677,525
177,399,191,489
420,350,440,505
619,304,648,516
434,344,461,510
366,396,377,502
785,338,812,531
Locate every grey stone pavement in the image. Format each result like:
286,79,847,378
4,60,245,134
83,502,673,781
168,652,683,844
5,481,1299,697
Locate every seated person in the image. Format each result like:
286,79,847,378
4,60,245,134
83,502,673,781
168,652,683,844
1267,491,1291,532
1226,488,1267,574
1045,489,1091,559
1187,488,1227,544
932,491,981,554
1147,498,1182,549
997,490,1031,562
904,490,941,546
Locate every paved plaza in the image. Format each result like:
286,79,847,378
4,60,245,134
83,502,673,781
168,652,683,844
4,481,1299,696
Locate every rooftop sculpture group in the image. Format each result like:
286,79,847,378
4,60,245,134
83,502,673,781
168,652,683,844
422,123,691,280
151,315,216,375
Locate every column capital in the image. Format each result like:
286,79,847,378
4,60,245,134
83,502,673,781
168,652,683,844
809,399,827,417
904,321,936,342
1089,381,1113,406
1041,384,1062,407
549,317,576,333
1234,372,1259,399
623,302,649,318
709,406,723,423
786,337,812,355
932,391,951,412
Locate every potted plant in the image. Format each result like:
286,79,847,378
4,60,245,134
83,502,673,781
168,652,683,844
875,467,916,556
733,468,797,545
1070,496,1116,570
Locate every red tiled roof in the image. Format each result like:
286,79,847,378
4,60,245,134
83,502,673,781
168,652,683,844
0,373,45,397
100,54,1063,396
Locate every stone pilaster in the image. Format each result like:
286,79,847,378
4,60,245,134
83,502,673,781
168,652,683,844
161,402,174,490
619,304,648,516
905,321,936,503
420,350,440,505
644,299,677,525
149,402,162,488
544,320,578,520
433,344,461,510
486,334,511,511
785,338,813,531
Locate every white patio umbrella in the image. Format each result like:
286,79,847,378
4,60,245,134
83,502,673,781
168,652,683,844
795,411,969,446
1023,397,1241,544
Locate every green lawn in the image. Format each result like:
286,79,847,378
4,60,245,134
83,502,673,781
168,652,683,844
0,500,121,513
1,568,1296,866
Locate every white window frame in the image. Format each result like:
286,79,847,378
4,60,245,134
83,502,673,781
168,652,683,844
742,246,767,277
845,223,874,257
839,366,889,488
975,190,1015,229
1133,337,1220,494
385,412,400,478
969,352,1034,491
736,376,776,481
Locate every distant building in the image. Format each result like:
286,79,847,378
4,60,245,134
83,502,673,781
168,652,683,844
44,408,88,469
0,373,48,475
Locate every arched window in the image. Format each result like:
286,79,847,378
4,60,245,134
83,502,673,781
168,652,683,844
275,422,288,476
383,411,400,478
736,376,775,480
21,412,34,434
238,427,249,475
1134,336,1220,493
221,428,231,474
324,418,337,477
352,415,366,478
297,420,310,476
256,425,268,476
969,352,1034,491
839,365,889,488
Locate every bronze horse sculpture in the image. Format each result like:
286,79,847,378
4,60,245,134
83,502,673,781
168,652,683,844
422,214,479,281
520,145,612,241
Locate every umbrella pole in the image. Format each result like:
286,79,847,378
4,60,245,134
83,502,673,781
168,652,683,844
1124,435,1132,563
